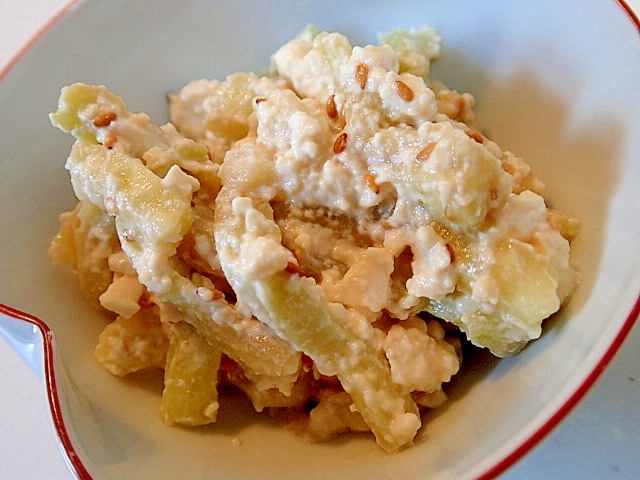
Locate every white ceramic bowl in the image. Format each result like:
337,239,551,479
1,1,639,479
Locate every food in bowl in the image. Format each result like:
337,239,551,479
47,26,579,453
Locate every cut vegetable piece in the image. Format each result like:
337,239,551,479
63,141,299,379
366,122,512,229
50,82,126,143
378,27,442,80
215,190,420,453
94,308,168,376
428,238,560,357
51,82,219,191
260,272,421,452
63,141,193,293
51,84,301,381
170,73,282,145
161,321,221,426
157,292,300,380
49,200,120,306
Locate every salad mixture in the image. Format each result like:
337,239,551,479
49,26,578,453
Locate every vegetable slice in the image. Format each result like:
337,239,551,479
215,188,420,453
161,321,222,426
51,84,300,380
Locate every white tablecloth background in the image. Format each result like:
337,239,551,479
1,1,638,478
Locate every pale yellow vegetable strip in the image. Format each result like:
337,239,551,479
63,140,299,378
64,141,190,291
49,200,120,307
50,84,301,378
50,82,219,191
94,308,169,377
366,123,512,229
160,275,300,378
50,83,127,143
215,190,420,453
427,238,560,357
161,321,221,426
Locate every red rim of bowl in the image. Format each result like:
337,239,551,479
477,294,640,480
2,299,639,480
0,303,93,480
1,1,639,479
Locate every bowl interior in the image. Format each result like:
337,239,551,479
1,0,639,479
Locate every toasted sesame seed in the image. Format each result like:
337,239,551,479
502,162,516,175
285,261,304,276
333,132,348,154
326,94,338,118
212,289,224,300
456,96,466,119
103,134,117,149
465,129,484,143
445,243,456,263
364,174,380,194
92,111,117,128
395,80,414,102
416,142,437,162
356,63,369,89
